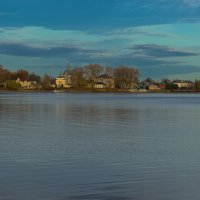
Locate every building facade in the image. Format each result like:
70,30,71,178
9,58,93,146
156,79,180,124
55,65,72,88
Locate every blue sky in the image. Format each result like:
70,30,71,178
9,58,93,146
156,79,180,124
1,0,200,79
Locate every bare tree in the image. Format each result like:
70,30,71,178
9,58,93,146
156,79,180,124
29,73,41,83
72,67,87,88
84,64,103,86
105,66,115,78
114,66,139,89
0,66,10,85
41,74,51,89
10,69,29,81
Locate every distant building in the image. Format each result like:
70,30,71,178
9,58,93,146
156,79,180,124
55,64,72,88
94,82,106,89
173,80,194,89
159,83,167,89
55,75,66,88
148,83,160,91
138,82,147,90
16,78,37,89
94,74,115,89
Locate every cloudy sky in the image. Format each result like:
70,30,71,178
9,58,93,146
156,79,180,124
1,0,200,79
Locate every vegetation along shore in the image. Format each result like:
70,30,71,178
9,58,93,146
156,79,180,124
1,64,200,93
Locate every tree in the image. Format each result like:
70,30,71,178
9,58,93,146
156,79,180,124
114,66,139,89
71,67,87,88
144,77,154,83
165,83,179,90
41,74,51,89
84,64,103,86
0,66,10,86
105,67,115,78
10,69,29,81
195,80,200,90
29,73,41,83
6,80,20,90
161,78,171,84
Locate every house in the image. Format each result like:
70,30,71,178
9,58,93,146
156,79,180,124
56,74,71,88
94,74,115,89
16,78,37,89
148,83,160,91
159,83,167,89
138,81,148,90
173,80,194,89
94,82,106,89
55,75,66,88
55,65,72,88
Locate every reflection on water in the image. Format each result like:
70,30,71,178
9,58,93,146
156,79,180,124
0,92,200,200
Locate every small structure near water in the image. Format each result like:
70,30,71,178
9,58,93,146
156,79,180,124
94,74,115,89
16,78,37,89
55,65,72,88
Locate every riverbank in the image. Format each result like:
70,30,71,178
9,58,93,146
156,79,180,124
1,88,200,94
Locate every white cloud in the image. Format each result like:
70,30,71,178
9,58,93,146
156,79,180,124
0,23,200,79
183,0,200,7
0,23,200,53
0,26,101,48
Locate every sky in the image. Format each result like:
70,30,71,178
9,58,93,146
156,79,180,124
1,0,200,79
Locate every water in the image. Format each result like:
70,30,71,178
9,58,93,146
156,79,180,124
0,92,200,200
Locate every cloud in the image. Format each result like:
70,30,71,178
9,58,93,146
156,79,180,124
121,0,200,9
1,0,200,31
139,64,200,79
169,72,200,80
118,0,200,25
0,26,112,51
183,0,200,7
0,42,102,57
130,44,199,57
105,27,169,38
180,17,200,23
0,24,200,79
0,12,17,16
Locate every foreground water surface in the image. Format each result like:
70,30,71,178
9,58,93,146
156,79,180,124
0,92,200,200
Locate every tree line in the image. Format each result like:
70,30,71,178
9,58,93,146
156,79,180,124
0,64,140,90
71,64,139,89
0,65,41,82
0,65,53,89
4,63,200,91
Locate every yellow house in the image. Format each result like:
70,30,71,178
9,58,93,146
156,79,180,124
16,78,36,89
55,75,66,88
55,65,72,88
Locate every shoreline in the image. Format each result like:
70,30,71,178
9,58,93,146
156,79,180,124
1,88,200,94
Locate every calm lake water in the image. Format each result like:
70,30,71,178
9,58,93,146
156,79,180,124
0,92,200,200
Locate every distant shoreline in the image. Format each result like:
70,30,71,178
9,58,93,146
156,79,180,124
1,88,200,94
